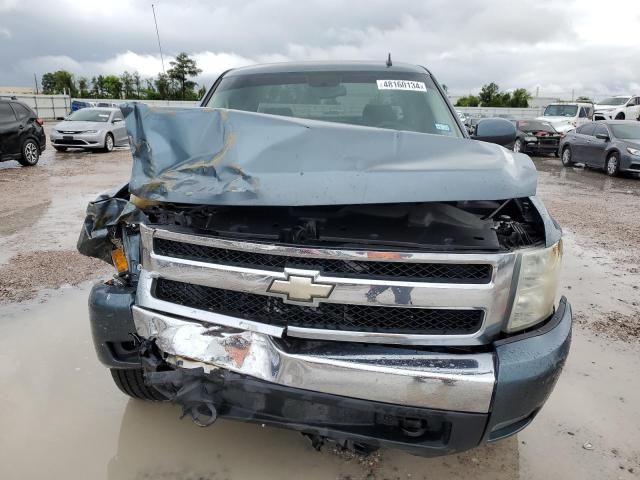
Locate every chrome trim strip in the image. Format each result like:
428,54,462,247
142,224,504,265
132,306,496,413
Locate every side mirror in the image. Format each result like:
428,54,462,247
595,133,609,141
471,118,516,146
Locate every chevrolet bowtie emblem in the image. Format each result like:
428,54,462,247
267,275,334,303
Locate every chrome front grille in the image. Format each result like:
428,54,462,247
153,237,493,283
137,225,518,346
154,278,484,335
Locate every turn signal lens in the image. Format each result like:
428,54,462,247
111,248,129,274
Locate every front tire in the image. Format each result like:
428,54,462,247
110,368,166,401
606,152,620,176
513,138,522,153
615,112,625,120
561,146,574,166
103,133,115,153
19,139,40,166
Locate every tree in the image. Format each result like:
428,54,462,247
103,75,123,99
154,73,171,99
479,82,500,106
167,52,202,100
197,84,207,99
455,95,480,107
78,77,89,98
576,95,593,103
132,71,142,99
509,88,531,108
120,71,134,99
91,75,106,97
41,70,77,96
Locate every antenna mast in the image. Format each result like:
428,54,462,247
152,4,166,74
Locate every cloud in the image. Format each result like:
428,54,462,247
1,0,640,99
0,26,10,38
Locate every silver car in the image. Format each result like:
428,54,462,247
50,108,128,152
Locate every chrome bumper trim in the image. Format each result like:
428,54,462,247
132,306,496,413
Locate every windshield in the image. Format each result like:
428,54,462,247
543,105,578,117
610,124,640,140
598,97,629,106
207,71,462,137
67,109,112,122
517,120,557,133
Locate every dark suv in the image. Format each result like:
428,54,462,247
0,98,46,166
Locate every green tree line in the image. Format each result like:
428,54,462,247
41,52,205,101
455,82,531,108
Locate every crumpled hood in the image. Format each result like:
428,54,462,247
54,120,107,132
121,103,537,206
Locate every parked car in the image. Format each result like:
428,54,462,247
593,96,640,121
511,119,562,156
0,98,46,166
559,120,640,176
70,100,96,112
50,107,127,152
96,102,119,108
537,102,593,133
79,61,570,457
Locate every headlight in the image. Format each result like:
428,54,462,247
627,147,640,156
84,130,98,134
524,136,538,142
505,240,563,333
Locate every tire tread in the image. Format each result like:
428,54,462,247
110,368,166,401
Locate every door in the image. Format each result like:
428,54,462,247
585,123,610,167
576,106,589,127
627,97,640,121
112,110,127,145
0,102,21,157
571,123,595,161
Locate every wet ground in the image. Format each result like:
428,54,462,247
0,131,639,479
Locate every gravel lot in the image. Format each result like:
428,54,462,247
0,128,638,480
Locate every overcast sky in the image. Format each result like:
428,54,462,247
1,0,639,99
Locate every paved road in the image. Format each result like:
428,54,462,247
0,137,638,480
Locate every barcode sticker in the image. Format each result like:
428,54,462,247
377,80,427,91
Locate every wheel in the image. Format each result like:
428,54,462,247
513,138,522,153
606,152,620,177
103,133,115,153
54,146,67,152
110,368,166,401
18,139,40,166
615,112,625,120
561,146,574,166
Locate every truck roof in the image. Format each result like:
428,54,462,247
224,61,430,77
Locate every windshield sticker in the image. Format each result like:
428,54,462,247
435,123,451,132
377,80,427,91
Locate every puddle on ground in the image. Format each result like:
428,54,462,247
0,285,638,480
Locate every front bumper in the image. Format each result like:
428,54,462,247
523,141,560,155
50,131,105,148
89,282,572,454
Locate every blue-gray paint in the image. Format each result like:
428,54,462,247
121,103,538,206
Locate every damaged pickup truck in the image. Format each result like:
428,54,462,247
79,61,571,456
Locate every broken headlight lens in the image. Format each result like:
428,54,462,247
506,240,563,333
